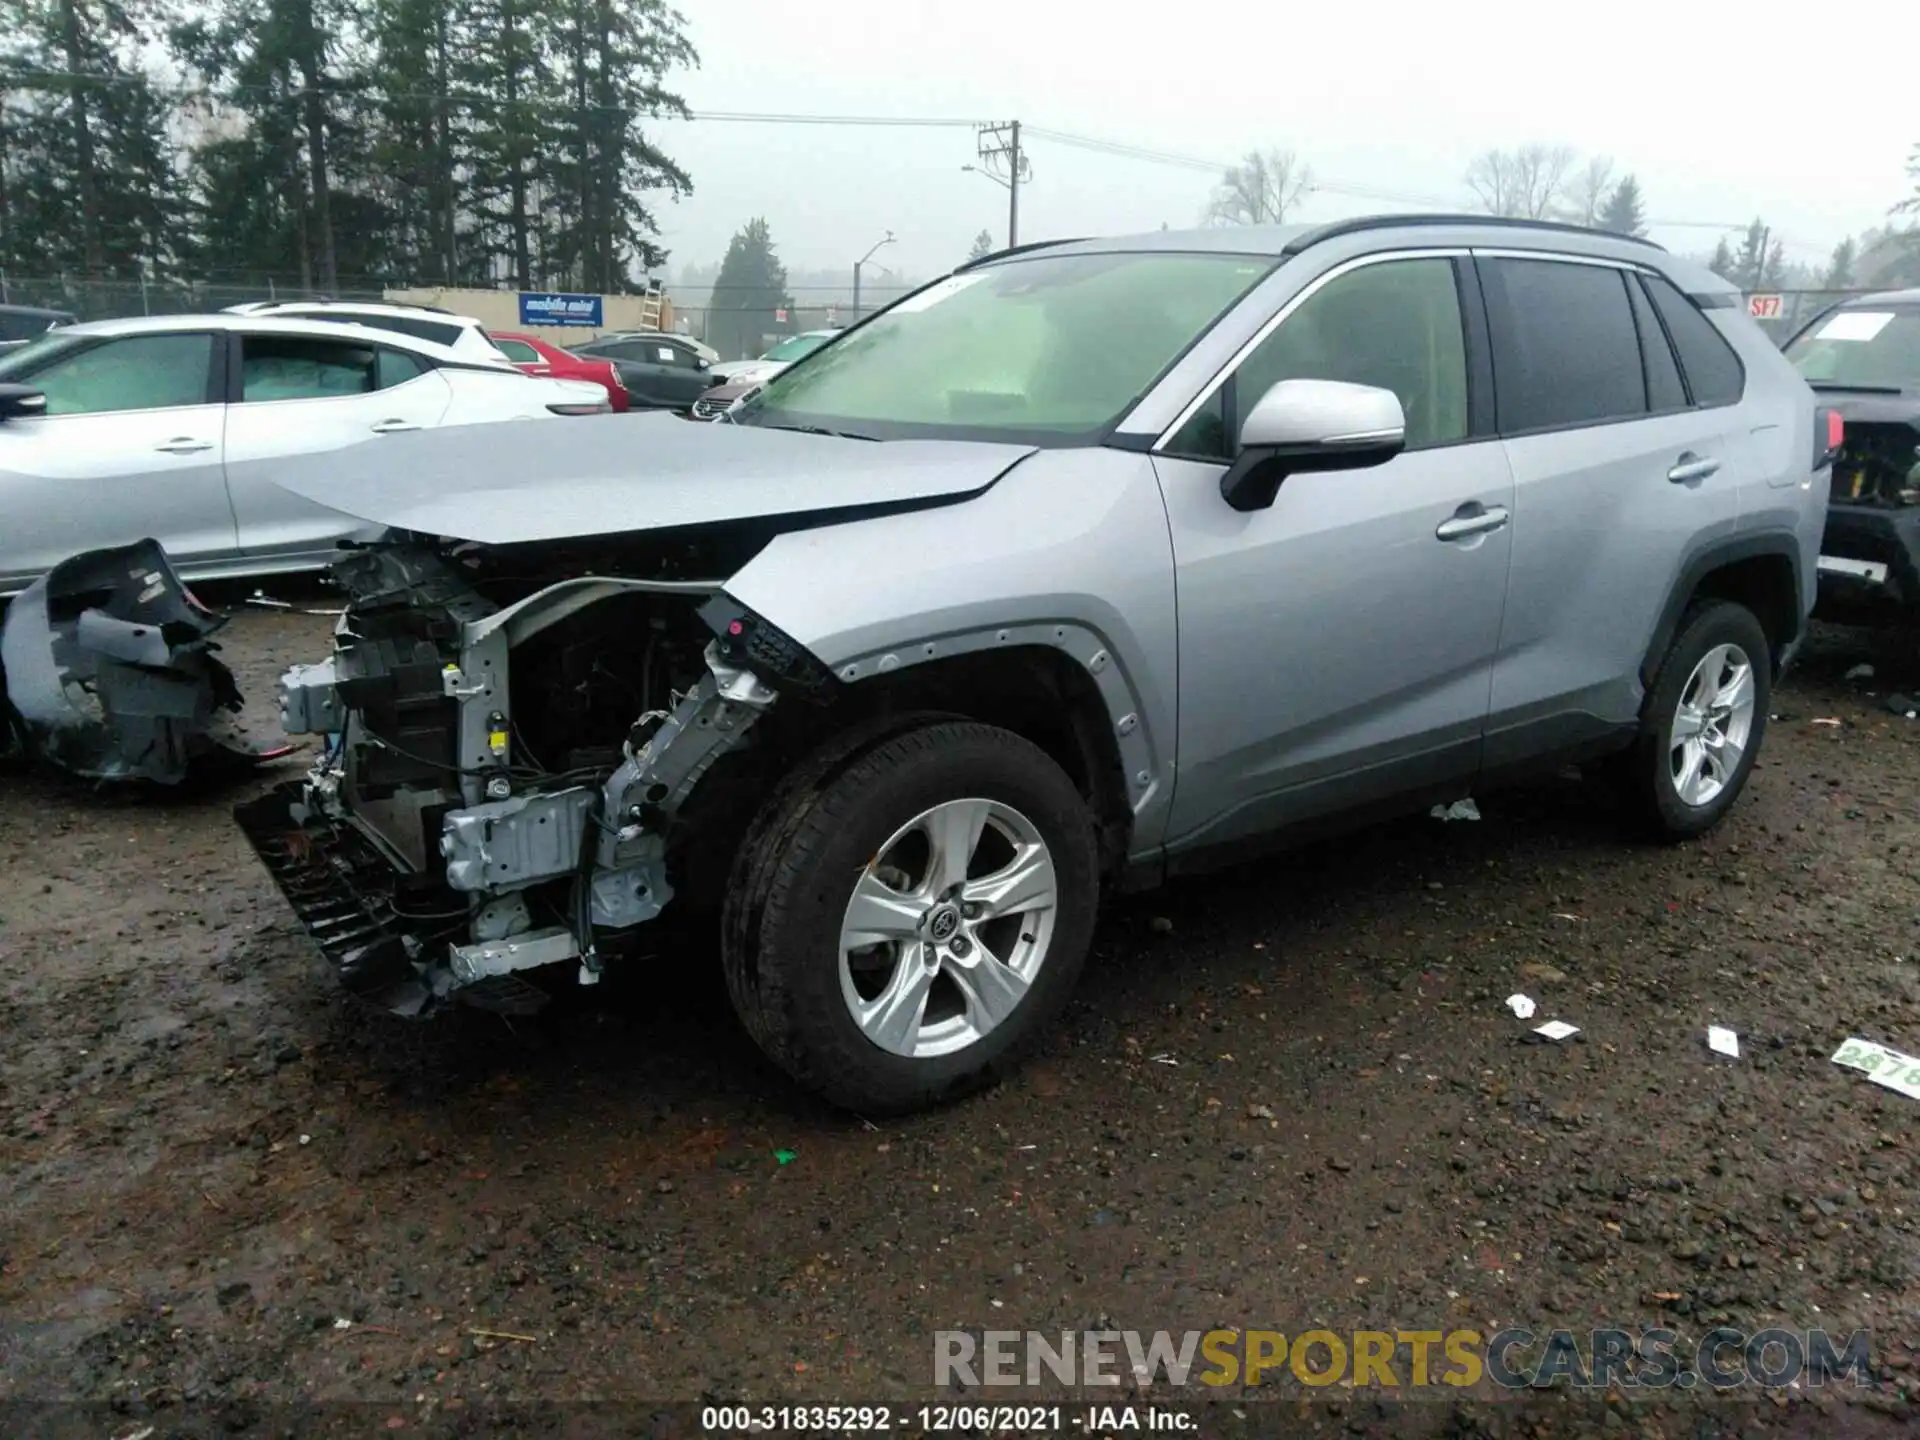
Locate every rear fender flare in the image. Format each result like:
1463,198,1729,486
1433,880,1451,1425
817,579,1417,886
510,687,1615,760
1640,530,1805,689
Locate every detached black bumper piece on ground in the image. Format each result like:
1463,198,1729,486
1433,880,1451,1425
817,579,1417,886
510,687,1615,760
0,538,292,782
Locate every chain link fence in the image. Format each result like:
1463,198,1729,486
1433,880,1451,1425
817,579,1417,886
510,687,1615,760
1739,289,1888,345
0,274,399,322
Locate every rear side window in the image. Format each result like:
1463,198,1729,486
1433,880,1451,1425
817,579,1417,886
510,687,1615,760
494,339,542,364
242,336,426,399
1482,258,1646,433
1626,276,1688,412
1642,275,1744,408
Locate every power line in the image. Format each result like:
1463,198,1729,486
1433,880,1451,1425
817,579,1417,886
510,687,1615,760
1023,125,1834,253
0,74,1848,254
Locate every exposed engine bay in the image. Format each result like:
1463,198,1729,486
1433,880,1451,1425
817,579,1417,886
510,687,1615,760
1829,420,1920,508
235,525,836,1017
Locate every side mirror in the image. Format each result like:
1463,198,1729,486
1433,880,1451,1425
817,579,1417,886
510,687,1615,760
1220,378,1406,512
0,384,47,421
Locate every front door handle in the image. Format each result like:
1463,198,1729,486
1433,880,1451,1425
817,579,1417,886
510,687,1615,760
370,419,421,434
1668,452,1721,484
1436,504,1511,541
155,436,213,454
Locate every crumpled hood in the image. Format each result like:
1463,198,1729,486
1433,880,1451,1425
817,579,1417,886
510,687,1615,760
266,409,1037,545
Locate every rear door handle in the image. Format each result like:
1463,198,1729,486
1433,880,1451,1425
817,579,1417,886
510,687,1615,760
155,436,213,454
1668,452,1721,484
1436,504,1510,541
370,419,421,434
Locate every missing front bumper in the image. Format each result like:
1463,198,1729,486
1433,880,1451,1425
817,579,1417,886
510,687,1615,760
236,782,572,1018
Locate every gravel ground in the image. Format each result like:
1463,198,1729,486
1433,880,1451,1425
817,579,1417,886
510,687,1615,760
2,600,1918,1438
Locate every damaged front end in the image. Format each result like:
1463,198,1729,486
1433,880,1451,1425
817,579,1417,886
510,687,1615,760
235,534,829,1018
1818,411,1920,623
0,539,287,782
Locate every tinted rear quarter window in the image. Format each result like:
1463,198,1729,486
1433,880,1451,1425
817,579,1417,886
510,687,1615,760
1483,258,1646,432
1643,275,1744,407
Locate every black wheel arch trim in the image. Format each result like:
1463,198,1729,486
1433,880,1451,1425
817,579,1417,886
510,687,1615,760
1640,530,1805,690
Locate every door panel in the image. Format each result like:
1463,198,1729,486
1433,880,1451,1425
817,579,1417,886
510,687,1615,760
224,368,453,568
0,404,234,592
1156,443,1515,851
1487,413,1738,760
1476,253,1742,765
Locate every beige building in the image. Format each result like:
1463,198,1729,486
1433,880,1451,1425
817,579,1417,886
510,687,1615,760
382,286,680,346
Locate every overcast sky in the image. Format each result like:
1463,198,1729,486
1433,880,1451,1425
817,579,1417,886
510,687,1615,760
652,0,1913,287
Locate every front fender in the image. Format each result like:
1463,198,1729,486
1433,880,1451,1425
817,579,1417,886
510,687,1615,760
722,450,1181,855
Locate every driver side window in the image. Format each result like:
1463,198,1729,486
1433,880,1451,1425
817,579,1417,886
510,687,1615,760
28,333,215,417
1168,257,1469,460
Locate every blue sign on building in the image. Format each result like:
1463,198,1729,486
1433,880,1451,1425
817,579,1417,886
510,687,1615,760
517,291,604,328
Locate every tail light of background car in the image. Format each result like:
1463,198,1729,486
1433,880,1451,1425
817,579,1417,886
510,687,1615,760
1816,408,1843,470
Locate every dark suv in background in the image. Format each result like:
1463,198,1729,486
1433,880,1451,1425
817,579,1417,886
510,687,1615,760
0,304,75,354
1782,290,1920,627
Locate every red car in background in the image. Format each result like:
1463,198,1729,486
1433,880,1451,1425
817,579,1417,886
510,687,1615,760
489,331,630,412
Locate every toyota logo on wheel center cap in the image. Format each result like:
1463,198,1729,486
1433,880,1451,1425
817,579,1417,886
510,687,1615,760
927,905,961,944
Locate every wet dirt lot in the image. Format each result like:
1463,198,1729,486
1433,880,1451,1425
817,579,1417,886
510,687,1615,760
3,601,1919,1438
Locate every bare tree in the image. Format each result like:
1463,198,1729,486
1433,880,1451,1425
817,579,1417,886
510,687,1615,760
1564,155,1616,227
1464,145,1577,220
1205,148,1313,226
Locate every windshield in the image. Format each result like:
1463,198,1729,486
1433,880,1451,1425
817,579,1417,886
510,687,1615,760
762,332,833,362
1785,306,1920,391
734,250,1274,442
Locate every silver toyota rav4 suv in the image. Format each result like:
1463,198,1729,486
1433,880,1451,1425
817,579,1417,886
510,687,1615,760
238,215,1828,1113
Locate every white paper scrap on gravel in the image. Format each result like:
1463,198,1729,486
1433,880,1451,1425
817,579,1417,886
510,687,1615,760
1506,993,1537,1019
1707,1026,1741,1058
1534,1020,1579,1042
1831,1037,1920,1100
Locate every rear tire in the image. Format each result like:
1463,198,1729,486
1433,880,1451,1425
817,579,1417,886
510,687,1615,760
722,721,1099,1114
1620,600,1771,839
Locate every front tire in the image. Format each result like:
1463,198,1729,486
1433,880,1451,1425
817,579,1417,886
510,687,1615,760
722,721,1099,1114
1622,600,1771,838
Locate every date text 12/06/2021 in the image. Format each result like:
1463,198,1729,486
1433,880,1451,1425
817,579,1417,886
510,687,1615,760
699,1405,1195,1433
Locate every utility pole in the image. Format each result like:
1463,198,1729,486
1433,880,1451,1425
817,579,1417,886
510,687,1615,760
975,121,1030,248
853,231,894,320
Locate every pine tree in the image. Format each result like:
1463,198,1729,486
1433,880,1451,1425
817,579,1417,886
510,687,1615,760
1708,237,1737,283
1,0,192,288
364,0,466,285
1822,237,1856,291
1597,175,1646,238
173,0,365,292
543,0,694,292
1732,219,1775,290
707,217,789,361
966,229,993,262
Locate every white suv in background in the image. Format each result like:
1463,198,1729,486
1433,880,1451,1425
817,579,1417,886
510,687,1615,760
0,313,610,595
222,299,516,365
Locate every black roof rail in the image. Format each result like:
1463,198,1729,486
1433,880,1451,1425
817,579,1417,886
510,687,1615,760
1282,213,1667,255
261,296,457,315
956,236,1091,271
